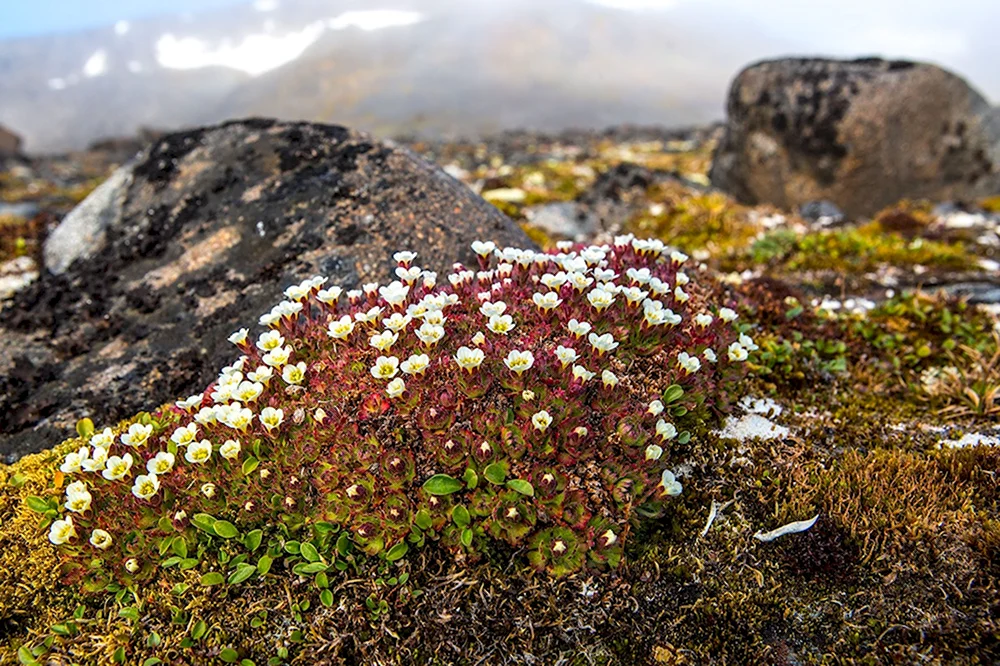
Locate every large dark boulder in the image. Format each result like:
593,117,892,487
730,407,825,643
710,57,1000,218
0,118,532,461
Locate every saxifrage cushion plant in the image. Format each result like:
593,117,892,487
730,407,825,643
42,235,752,589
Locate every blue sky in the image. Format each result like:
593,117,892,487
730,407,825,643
0,0,248,39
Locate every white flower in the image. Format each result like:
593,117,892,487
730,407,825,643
131,473,160,500
704,349,717,363
379,281,410,307
626,267,652,284
395,266,422,284
382,312,412,332
645,444,663,461
400,353,431,375
364,282,379,296
588,332,619,355
677,352,701,374
82,445,108,473
695,313,713,328
540,272,568,289
194,407,218,425
65,482,92,513
504,350,535,375
649,278,670,295
423,309,446,326
531,410,553,431
90,427,115,448
676,272,690,286
282,361,307,385
170,423,198,446
260,407,285,432
102,453,134,481
674,286,689,303
739,333,759,352
719,307,738,323
422,271,437,289
146,451,175,475
670,250,689,265
125,558,140,573
727,342,748,362
262,345,292,368
521,390,535,401
49,516,76,545
220,439,241,460
228,328,249,346
569,272,593,291
284,282,311,301
487,314,516,335
257,330,285,352
233,380,262,403
471,240,496,257
354,306,384,325
656,420,678,441
555,345,578,367
593,268,617,282
472,331,486,346
89,529,113,550
587,287,616,311
370,356,400,380
386,377,406,399
176,394,203,411
648,400,664,416
201,483,217,499
248,365,273,384
121,423,153,447
185,440,213,464
394,250,417,265
259,311,280,327
415,323,445,346
660,469,683,496
60,446,90,474
622,286,648,305
455,346,485,371
532,291,563,310
316,286,342,304
572,364,595,382
479,300,506,318
602,370,619,387
567,319,592,337
327,315,355,340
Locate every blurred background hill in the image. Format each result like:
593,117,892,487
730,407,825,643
1,0,998,153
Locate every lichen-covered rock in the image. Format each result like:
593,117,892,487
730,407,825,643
0,119,532,462
710,58,1000,218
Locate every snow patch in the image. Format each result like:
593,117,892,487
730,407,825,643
83,50,108,77
326,10,423,31
114,20,130,36
155,10,424,76
940,432,1000,449
715,397,790,442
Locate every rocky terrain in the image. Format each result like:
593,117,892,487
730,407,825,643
0,57,999,665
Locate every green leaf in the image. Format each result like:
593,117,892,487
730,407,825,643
200,572,225,587
670,406,688,418
142,658,163,666
461,527,473,547
385,541,408,562
299,542,320,563
178,558,200,571
414,509,433,531
422,473,464,495
678,431,691,445
241,661,256,666
292,562,328,576
451,505,470,528
320,589,334,607
336,532,351,556
213,521,239,539
51,623,72,636
220,648,240,663
8,472,27,488
242,457,260,476
17,646,38,666
146,632,161,647
25,496,50,513
462,467,478,490
283,540,301,555
506,479,534,497
315,572,329,589
243,529,263,552
257,555,273,576
171,536,188,559
191,513,217,535
228,564,257,585
76,418,95,438
191,620,208,639
118,607,139,622
662,384,684,404
170,583,189,595
483,463,507,485
113,647,126,663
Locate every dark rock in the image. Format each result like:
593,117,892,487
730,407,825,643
798,200,844,225
710,57,1000,218
0,118,532,461
940,281,1000,305
0,124,22,157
